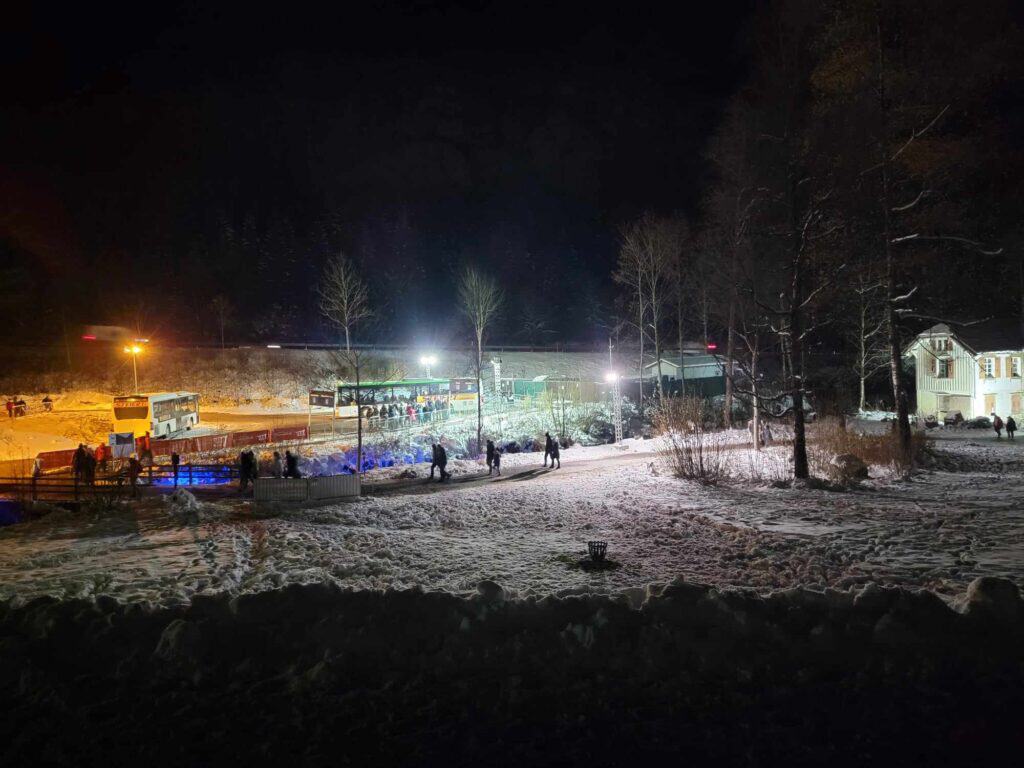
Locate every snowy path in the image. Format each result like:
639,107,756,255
1,436,1022,606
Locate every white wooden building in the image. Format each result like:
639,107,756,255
905,321,1024,420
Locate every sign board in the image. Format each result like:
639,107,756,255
309,390,336,408
109,432,135,458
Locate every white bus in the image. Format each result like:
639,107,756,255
112,392,200,438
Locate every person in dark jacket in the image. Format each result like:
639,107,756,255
238,450,251,490
486,440,496,475
436,444,450,482
171,451,181,486
72,444,87,482
284,450,301,478
127,455,142,497
429,443,440,480
550,435,561,469
992,413,1004,438
543,432,553,467
1007,415,1017,440
492,446,502,476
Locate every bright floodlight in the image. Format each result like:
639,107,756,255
124,345,142,355
604,371,619,382
420,354,438,366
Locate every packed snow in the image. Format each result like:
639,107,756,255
1,431,1021,607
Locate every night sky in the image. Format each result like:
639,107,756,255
3,1,753,345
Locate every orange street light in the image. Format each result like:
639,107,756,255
123,345,143,391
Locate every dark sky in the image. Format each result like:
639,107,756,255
3,1,753,344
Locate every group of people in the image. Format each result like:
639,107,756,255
72,444,99,485
362,397,448,425
4,398,27,418
238,449,301,490
429,442,451,481
992,413,1018,439
543,432,561,468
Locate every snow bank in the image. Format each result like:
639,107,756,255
1,578,1021,765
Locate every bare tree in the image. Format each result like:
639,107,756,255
210,294,234,350
617,213,684,404
458,266,503,454
849,268,889,412
319,251,371,351
320,254,373,473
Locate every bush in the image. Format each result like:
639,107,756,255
655,397,731,484
807,417,925,478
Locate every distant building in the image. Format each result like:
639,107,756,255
641,354,728,397
905,320,1024,420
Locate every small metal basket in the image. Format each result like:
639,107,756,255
587,541,608,562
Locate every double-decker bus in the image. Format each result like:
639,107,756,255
112,392,200,438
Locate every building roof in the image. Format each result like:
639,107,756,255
920,320,1024,354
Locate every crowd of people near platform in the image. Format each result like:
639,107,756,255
356,394,450,424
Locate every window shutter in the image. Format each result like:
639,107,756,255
948,359,954,378
930,357,937,376
1013,393,1022,414
996,357,1003,378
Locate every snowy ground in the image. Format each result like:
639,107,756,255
1,431,1021,607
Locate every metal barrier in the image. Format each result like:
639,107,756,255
253,474,361,502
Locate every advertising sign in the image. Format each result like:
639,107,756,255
309,390,336,408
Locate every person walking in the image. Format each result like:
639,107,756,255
436,444,450,482
237,450,249,493
72,444,86,483
492,446,502,476
1007,415,1017,440
171,451,180,486
760,420,773,447
42,395,53,412
543,432,553,467
486,439,496,475
95,443,108,473
4,399,12,418
271,451,283,478
992,413,1004,439
284,450,301,478
127,455,142,497
429,443,439,480
550,435,561,469
84,449,97,486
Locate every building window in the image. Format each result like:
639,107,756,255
937,358,951,378
932,337,950,352
1012,357,1022,378
983,358,995,378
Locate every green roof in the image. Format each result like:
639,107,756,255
337,378,451,389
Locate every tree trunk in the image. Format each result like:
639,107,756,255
637,282,645,404
653,320,664,404
476,329,483,456
355,355,363,474
790,304,809,479
876,18,913,462
344,326,350,353
751,342,760,452
724,299,736,428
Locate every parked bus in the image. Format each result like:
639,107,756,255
112,392,200,438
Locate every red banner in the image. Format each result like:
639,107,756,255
271,426,309,443
36,449,78,471
230,430,271,448
151,437,195,456
194,434,230,453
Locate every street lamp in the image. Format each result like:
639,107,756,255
123,344,143,392
419,354,438,378
605,371,623,443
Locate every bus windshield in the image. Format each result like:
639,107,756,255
113,398,149,420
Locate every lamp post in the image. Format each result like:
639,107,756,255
123,344,143,392
419,354,438,379
605,371,623,443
